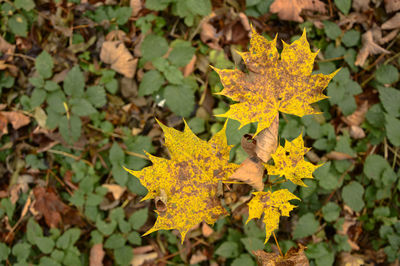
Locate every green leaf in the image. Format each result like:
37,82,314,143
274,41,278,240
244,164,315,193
375,64,399,84
168,43,195,67
187,117,205,134
163,64,184,84
341,181,364,212
127,231,141,245
56,228,81,250
63,66,85,97
8,14,28,37
30,88,47,108
293,213,319,239
59,115,82,144
385,113,400,146
335,0,351,14
39,256,61,266
14,0,35,11
96,217,117,236
215,241,239,258
373,206,390,218
364,154,390,180
187,0,211,16
51,249,64,263
323,21,342,40
145,0,170,10
44,81,61,92
35,237,55,254
47,90,67,114
138,70,165,96
378,87,400,117
305,243,335,266
240,237,264,253
0,72,15,91
70,98,97,116
342,30,360,47
27,218,43,245
114,246,133,266
115,7,132,25
129,208,148,230
85,85,106,108
322,202,341,222
110,143,125,165
140,34,169,62
232,254,255,266
104,234,126,249
334,235,351,251
35,51,54,79
164,84,195,117
0,243,10,262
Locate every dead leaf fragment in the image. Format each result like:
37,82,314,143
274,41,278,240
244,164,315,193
385,0,400,12
230,157,265,191
254,244,309,265
382,12,400,30
1,111,30,130
270,0,326,22
130,0,142,16
100,41,138,78
131,252,158,266
338,252,364,266
255,116,279,163
90,243,105,266
201,222,214,237
183,55,197,77
102,184,126,200
0,36,15,60
190,250,208,264
325,151,355,160
342,101,368,126
355,31,390,66
349,125,366,139
201,21,222,50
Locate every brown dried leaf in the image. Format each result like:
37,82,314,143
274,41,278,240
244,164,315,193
131,252,158,266
352,0,370,12
1,111,30,130
241,134,257,157
385,0,400,13
90,243,105,266
0,36,15,61
190,250,208,265
32,187,70,228
102,184,126,200
130,0,143,16
325,151,355,160
255,116,279,163
230,157,264,191
355,31,390,66
0,113,8,137
382,12,400,29
200,21,222,50
201,222,214,237
100,41,138,78
270,0,326,22
254,244,309,266
338,252,365,266
183,55,197,77
349,125,366,139
342,101,368,126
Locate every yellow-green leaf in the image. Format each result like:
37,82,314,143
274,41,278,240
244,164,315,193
266,134,320,186
212,27,339,136
247,189,299,243
124,120,238,243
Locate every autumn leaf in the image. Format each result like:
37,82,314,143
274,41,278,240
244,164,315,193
247,189,299,243
125,120,238,243
270,0,326,23
100,41,138,78
212,27,338,136
265,134,319,187
254,244,309,265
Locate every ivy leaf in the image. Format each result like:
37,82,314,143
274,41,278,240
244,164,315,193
125,120,238,242
212,27,338,136
246,189,299,243
265,134,320,186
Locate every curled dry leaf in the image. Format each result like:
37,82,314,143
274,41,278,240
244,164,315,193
100,41,138,78
253,244,309,266
102,184,126,200
325,151,356,160
0,111,30,137
385,0,400,13
355,31,390,66
89,243,105,266
189,250,208,265
255,115,279,163
201,222,214,237
229,157,265,191
131,252,158,266
338,252,365,266
130,0,142,16
183,55,197,77
270,0,326,22
201,20,222,50
350,125,366,139
241,134,257,157
342,101,368,126
0,36,15,60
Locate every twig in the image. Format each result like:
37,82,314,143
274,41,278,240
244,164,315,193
47,149,93,167
124,150,148,160
273,232,283,257
316,56,344,63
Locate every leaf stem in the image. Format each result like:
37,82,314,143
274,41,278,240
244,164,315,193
272,231,283,257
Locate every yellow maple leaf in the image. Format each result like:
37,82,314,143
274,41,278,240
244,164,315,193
265,134,320,186
247,189,299,243
212,27,339,136
124,120,238,243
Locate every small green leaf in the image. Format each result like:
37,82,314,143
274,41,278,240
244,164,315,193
232,254,255,266
342,30,360,47
14,0,35,11
63,66,85,97
378,86,400,117
86,85,106,108
70,98,97,116
8,14,28,37
323,21,342,40
110,143,125,165
164,84,195,117
30,88,47,108
334,0,351,14
104,234,126,249
114,246,133,266
385,113,400,146
364,154,390,180
293,213,319,239
163,64,184,84
59,115,82,143
115,7,132,25
127,231,141,245
35,51,54,79
375,64,399,85
56,228,81,250
215,241,239,258
0,243,10,262
44,81,61,92
145,0,170,10
129,208,148,230
35,237,55,254
187,0,211,16
322,202,341,222
141,34,169,62
96,218,117,236
240,237,264,253
12,243,31,261
168,43,196,67
27,218,43,245
342,181,364,212
138,70,165,96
